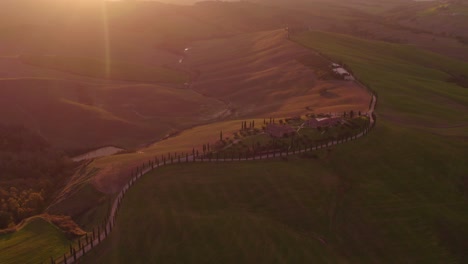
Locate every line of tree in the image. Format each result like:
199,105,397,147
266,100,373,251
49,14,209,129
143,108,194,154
50,111,378,263
241,120,258,131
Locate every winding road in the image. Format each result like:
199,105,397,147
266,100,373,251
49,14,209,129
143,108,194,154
59,94,377,264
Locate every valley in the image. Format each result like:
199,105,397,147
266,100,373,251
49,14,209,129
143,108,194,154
0,1,467,263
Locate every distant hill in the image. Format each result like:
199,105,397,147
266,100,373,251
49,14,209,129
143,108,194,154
385,0,468,39
0,0,318,59
0,0,338,153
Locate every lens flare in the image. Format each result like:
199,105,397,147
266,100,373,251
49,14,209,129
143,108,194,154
101,1,111,78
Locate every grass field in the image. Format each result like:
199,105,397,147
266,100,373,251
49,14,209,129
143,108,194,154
76,31,468,263
82,128,468,263
0,217,72,264
2,1,466,263
293,31,468,134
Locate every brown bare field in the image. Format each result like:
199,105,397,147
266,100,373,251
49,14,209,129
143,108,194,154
187,29,371,117
0,77,226,151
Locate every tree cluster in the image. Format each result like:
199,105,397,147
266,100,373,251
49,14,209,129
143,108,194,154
0,125,74,228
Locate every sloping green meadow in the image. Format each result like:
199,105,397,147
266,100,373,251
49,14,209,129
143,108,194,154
0,218,71,264
293,31,468,132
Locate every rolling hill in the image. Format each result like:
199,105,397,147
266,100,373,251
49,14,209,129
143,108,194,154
78,31,468,264
385,0,468,38
0,78,226,152
187,29,371,117
1,1,467,263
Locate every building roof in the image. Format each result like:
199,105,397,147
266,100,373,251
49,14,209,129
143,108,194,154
315,118,329,122
333,68,350,76
306,117,342,127
266,123,295,137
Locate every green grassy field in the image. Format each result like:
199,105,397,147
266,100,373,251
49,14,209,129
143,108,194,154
77,31,468,263
82,128,468,263
293,31,468,133
0,217,72,264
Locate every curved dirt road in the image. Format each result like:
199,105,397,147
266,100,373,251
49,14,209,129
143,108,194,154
61,94,377,264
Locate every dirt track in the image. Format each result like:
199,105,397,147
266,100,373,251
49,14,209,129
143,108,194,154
60,94,377,264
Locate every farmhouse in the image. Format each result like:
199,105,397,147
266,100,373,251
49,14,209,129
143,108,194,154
306,117,342,128
266,123,296,138
332,67,353,81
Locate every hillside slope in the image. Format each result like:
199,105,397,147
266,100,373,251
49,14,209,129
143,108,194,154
385,0,468,38
0,78,226,151
0,217,72,264
187,29,371,117
79,31,468,264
